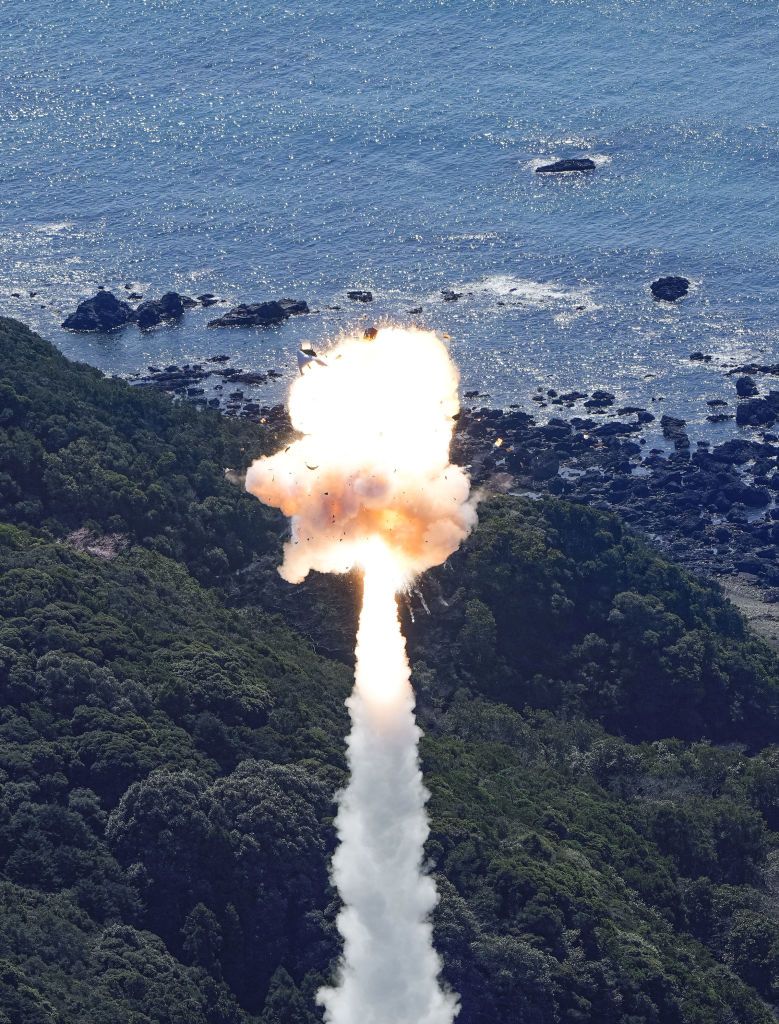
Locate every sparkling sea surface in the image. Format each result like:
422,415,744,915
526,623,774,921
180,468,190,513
1,0,778,440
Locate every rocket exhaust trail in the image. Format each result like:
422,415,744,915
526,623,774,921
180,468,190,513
317,543,458,1024
245,326,476,1024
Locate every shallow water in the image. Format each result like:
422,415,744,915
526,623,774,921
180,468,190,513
1,0,778,440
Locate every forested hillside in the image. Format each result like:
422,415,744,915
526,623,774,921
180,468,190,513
1,318,779,1024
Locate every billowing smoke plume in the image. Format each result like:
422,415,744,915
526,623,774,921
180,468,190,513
245,326,475,586
245,326,476,1024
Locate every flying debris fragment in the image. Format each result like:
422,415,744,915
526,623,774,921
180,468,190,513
297,344,328,375
223,467,244,487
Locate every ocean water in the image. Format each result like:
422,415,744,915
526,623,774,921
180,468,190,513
1,0,778,439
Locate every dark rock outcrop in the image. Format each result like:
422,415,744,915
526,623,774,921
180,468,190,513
347,290,373,303
650,276,690,302
736,376,759,398
207,298,309,328
661,414,690,449
736,392,779,427
62,291,134,332
728,362,779,376
447,399,779,595
584,390,615,409
135,291,187,329
278,298,310,315
535,158,596,173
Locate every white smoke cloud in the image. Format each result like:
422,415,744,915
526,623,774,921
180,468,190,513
317,564,459,1024
245,326,476,584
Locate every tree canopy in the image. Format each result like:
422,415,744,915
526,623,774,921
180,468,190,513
1,318,779,1023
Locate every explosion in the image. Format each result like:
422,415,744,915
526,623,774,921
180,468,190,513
245,325,476,1024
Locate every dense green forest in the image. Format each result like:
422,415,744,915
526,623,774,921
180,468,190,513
1,316,779,1023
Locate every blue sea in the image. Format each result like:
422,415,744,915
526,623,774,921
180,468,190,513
1,0,778,438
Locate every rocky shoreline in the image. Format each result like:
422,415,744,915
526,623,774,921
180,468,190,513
453,401,779,588
58,268,691,335
214,389,779,645
124,345,779,607
452,396,779,645
52,281,779,641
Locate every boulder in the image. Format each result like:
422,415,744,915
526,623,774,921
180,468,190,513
708,439,765,465
62,291,134,332
651,276,690,302
278,298,310,315
736,375,758,398
441,289,462,301
728,362,779,376
530,453,560,481
207,298,309,328
535,158,596,173
135,291,187,329
594,421,641,437
347,290,373,303
661,414,690,449
585,389,615,407
736,392,779,427
722,482,771,508
231,371,268,386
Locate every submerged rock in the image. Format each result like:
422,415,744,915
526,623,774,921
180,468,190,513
62,291,135,332
441,289,462,301
535,158,596,173
707,413,734,423
231,371,268,386
651,276,690,302
207,298,309,328
728,362,779,376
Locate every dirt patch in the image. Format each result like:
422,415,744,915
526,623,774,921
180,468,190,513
66,528,129,560
718,573,779,651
